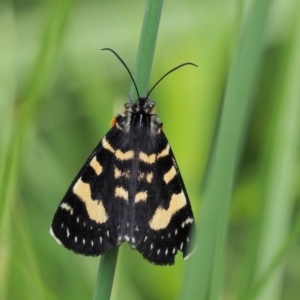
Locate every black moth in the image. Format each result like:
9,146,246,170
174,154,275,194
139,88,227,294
50,48,196,265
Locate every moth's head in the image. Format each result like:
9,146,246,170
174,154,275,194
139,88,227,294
123,97,156,114
135,97,155,114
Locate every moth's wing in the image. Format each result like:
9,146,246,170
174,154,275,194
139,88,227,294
50,126,131,256
130,132,195,265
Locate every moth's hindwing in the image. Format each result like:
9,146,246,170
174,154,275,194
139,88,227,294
50,98,195,265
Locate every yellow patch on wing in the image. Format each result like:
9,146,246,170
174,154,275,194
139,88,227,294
138,171,153,183
102,137,115,153
115,186,129,201
134,191,148,203
114,167,130,179
73,178,108,224
163,166,177,184
157,144,170,159
146,172,153,183
149,191,187,230
90,156,103,175
139,152,156,164
102,137,134,161
115,149,134,161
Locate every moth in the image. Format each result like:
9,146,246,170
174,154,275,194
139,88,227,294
50,48,196,265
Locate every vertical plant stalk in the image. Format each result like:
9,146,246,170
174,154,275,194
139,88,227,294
250,4,300,299
181,0,271,299
0,0,75,227
0,0,75,298
130,0,163,99
92,1,163,299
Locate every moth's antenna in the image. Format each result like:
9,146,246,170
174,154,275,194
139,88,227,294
147,62,198,97
101,48,140,100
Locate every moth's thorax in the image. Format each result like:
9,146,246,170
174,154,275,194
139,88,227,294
115,97,162,134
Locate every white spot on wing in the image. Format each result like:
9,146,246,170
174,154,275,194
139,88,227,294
180,242,183,251
60,203,74,214
181,217,194,228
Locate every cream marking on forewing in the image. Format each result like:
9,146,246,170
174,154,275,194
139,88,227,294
134,191,148,203
90,156,103,175
102,137,115,153
50,228,62,245
138,171,153,183
163,166,177,184
114,167,130,179
60,203,74,215
146,172,153,183
157,144,170,159
73,178,108,224
102,137,134,161
115,149,134,160
115,186,129,201
149,191,187,230
139,152,156,164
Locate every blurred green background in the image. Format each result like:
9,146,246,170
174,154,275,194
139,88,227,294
1,0,300,299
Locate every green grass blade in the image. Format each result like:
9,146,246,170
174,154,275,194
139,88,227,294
0,0,75,298
181,0,272,299
130,0,163,99
92,1,163,299
247,4,300,299
0,0,75,228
